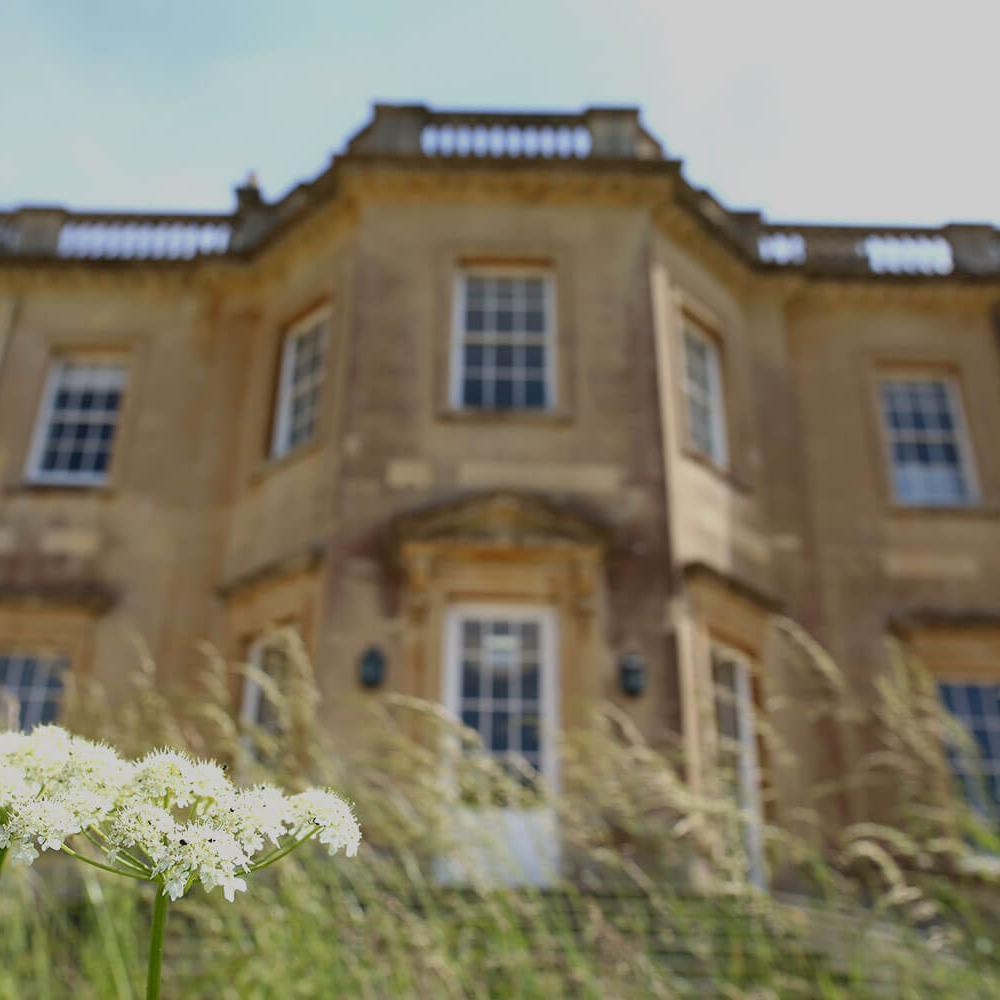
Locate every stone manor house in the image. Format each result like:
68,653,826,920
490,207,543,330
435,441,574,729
0,104,998,880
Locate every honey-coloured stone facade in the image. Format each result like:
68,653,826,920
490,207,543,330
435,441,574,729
1,104,999,857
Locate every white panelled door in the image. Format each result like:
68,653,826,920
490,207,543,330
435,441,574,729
438,604,560,887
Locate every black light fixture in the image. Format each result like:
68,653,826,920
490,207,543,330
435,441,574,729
358,646,387,689
618,651,647,698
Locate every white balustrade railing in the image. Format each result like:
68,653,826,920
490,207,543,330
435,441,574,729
420,122,593,159
55,220,231,260
757,229,955,275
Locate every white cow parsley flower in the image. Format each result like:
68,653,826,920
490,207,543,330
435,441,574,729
206,784,292,854
0,727,360,903
125,750,198,809
0,730,31,760
2,725,74,787
106,801,178,866
1,796,81,862
124,750,231,812
153,823,251,902
1,729,131,866
288,789,361,858
0,762,33,803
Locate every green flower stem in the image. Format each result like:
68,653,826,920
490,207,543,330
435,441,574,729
145,888,169,1000
61,845,150,881
249,828,318,873
0,845,8,877
82,829,151,876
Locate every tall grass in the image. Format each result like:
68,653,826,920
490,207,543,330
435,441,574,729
1,621,998,998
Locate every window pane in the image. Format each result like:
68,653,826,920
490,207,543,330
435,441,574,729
880,378,973,506
463,378,484,408
683,328,725,466
33,363,125,484
521,719,539,754
454,614,548,778
273,321,326,458
938,682,1000,823
456,273,552,412
521,666,539,701
492,711,510,752
524,310,545,333
491,670,509,700
494,380,514,409
524,381,546,409
524,346,545,371
0,652,67,731
462,662,480,699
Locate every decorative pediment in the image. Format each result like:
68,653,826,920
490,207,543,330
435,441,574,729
388,491,611,554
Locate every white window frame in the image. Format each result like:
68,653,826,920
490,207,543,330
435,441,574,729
711,643,766,887
877,373,979,508
270,308,329,459
449,268,557,412
442,603,559,787
937,679,999,829
682,323,729,469
0,650,69,731
26,359,127,487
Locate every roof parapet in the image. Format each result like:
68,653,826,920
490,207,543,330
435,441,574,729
749,221,1000,277
345,103,663,161
0,103,998,277
0,206,231,261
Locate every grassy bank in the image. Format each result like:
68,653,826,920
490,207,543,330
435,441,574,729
1,622,998,998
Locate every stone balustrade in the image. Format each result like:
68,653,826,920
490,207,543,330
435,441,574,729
0,209,231,261
752,222,1000,277
1,103,998,276
346,104,664,161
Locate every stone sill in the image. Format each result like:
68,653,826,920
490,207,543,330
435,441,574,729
887,503,1000,520
436,408,573,428
5,481,117,499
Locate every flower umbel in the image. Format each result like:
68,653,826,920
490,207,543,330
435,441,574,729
0,723,360,1000
0,728,361,901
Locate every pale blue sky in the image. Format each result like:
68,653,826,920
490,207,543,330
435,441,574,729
1,0,998,225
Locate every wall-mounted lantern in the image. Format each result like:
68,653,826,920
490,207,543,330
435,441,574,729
618,651,647,698
358,646,387,689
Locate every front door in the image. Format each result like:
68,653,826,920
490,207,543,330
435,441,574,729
438,604,559,886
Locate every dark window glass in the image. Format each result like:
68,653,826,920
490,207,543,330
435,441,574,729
462,663,480,699
463,379,484,407
492,711,510,752
494,380,514,409
521,666,539,701
524,381,546,409
492,671,509,700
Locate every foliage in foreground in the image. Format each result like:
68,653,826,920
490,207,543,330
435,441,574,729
1,622,998,999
